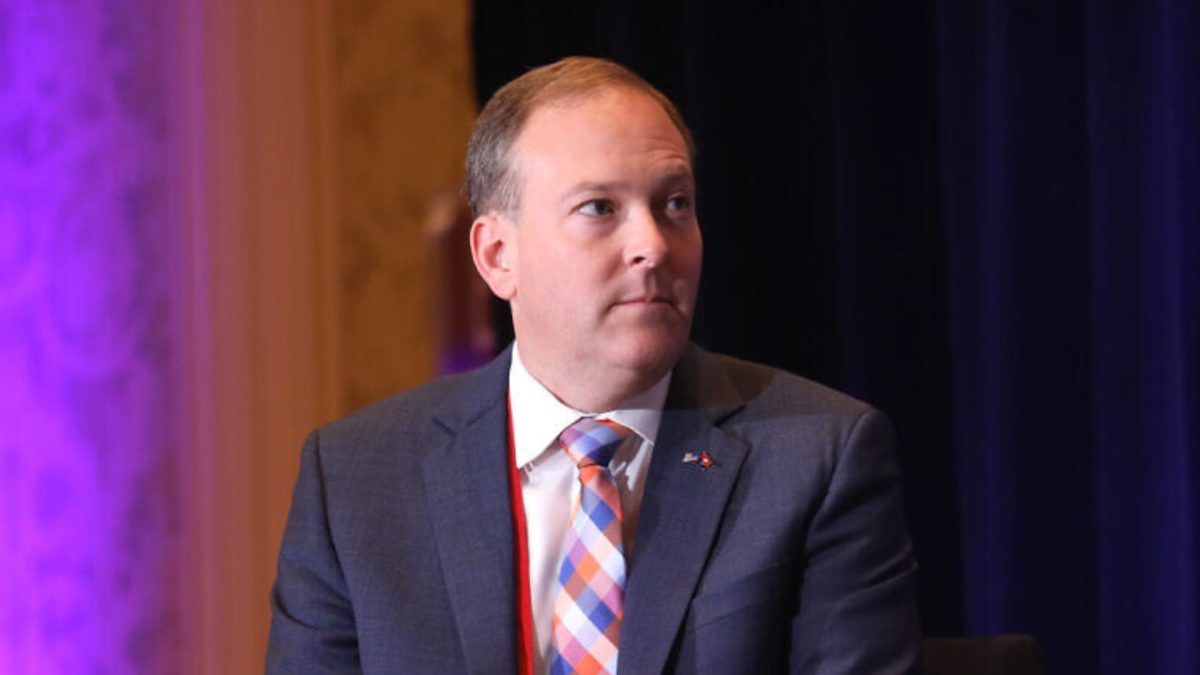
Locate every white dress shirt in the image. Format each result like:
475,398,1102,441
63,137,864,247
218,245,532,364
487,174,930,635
508,345,670,673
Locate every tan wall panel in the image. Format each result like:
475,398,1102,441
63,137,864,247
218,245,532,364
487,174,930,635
173,0,474,671
332,0,477,411
174,1,338,672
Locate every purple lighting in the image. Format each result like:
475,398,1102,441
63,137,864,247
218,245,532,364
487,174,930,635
1,1,179,672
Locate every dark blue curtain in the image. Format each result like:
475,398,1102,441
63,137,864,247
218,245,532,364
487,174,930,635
939,1,1199,672
472,1,1199,672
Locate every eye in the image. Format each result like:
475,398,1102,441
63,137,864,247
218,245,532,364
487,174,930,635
578,199,616,217
665,193,693,214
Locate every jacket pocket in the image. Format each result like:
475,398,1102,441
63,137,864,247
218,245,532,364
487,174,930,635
686,560,794,630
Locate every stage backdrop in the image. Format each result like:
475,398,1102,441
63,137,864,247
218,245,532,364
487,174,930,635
471,1,1199,673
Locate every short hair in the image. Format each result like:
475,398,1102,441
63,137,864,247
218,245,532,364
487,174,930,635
465,56,695,217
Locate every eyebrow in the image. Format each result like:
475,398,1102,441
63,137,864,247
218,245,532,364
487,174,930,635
567,181,629,195
564,170,695,198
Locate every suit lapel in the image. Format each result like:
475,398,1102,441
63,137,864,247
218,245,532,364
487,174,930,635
620,347,750,675
423,352,518,675
419,346,747,674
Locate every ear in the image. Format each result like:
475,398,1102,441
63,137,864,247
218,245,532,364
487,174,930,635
469,213,517,300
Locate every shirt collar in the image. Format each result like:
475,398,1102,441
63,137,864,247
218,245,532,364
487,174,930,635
508,343,671,469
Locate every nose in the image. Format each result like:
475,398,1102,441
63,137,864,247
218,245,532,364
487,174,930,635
625,206,669,268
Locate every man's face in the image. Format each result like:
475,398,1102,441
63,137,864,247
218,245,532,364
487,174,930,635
501,86,702,405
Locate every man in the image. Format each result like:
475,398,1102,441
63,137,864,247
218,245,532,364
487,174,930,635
268,57,920,674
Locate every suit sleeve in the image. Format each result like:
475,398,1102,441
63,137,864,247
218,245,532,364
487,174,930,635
266,430,362,674
790,408,922,674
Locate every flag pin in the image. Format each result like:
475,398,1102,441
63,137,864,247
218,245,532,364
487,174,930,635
682,451,716,469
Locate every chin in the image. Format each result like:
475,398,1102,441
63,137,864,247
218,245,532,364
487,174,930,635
606,335,688,380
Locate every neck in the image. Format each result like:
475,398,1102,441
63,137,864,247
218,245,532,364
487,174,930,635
515,347,667,413
538,368,658,414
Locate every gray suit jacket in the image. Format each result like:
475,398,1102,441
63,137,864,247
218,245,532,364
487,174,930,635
267,345,920,673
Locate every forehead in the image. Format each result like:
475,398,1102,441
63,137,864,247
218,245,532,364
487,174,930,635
509,87,692,187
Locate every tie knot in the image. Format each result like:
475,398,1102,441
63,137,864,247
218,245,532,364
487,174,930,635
558,417,633,469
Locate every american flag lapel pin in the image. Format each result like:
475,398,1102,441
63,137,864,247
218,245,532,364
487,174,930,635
682,451,716,469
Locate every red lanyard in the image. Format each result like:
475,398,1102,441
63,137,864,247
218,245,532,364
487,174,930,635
506,396,534,675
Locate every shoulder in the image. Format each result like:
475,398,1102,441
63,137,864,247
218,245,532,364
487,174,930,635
678,346,894,465
680,345,878,421
310,348,511,459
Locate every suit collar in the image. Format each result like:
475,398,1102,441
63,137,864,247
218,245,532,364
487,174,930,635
430,345,512,434
662,343,748,423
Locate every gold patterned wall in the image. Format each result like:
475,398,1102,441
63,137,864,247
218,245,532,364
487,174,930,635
332,1,478,412
172,1,476,672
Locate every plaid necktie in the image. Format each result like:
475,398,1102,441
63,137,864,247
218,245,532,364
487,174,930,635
549,417,633,675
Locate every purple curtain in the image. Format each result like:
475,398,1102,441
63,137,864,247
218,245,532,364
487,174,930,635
0,1,181,671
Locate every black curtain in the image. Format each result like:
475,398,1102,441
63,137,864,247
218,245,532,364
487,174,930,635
471,1,1198,672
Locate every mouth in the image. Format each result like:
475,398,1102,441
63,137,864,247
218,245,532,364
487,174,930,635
614,295,675,307
612,277,689,314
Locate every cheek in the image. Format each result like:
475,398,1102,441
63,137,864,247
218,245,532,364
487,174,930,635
674,244,703,285
671,227,703,270
520,260,585,321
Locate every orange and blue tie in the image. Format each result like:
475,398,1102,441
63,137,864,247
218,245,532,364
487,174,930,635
549,418,632,675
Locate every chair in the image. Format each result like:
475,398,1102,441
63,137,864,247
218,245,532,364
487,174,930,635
921,634,1043,675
